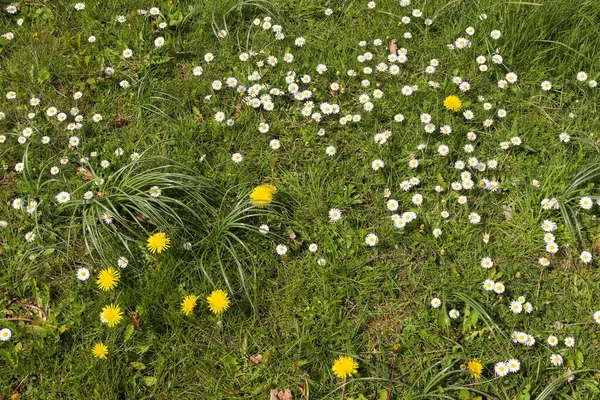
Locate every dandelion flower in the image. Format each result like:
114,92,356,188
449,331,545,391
444,95,462,112
181,295,199,316
96,268,120,291
100,303,123,327
92,343,108,359
207,289,230,315
332,356,358,379
249,184,277,206
147,232,170,254
467,359,483,379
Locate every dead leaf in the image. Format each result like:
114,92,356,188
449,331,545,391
503,205,514,220
389,39,398,55
250,354,263,365
107,113,130,128
128,312,142,331
232,101,243,120
77,167,94,181
270,389,292,400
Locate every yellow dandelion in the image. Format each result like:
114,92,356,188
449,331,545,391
249,184,277,206
99,303,124,328
467,359,483,379
443,95,462,112
207,289,230,315
332,355,359,379
147,232,170,254
96,268,120,291
92,342,108,359
181,295,199,316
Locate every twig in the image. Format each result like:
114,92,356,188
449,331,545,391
387,357,396,400
0,318,36,325
15,302,47,321
536,268,543,298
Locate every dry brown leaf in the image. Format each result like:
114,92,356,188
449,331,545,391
77,167,94,181
250,354,263,365
232,101,243,120
389,39,398,55
128,312,143,331
107,113,130,128
270,389,292,400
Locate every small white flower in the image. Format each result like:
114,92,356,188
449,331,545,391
0,328,12,341
231,153,243,163
276,244,288,255
25,231,36,242
77,267,90,281
365,233,378,247
56,191,71,203
580,251,592,264
550,354,563,366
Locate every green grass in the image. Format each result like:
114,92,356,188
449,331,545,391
1,0,600,398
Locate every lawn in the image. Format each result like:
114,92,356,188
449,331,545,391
1,0,600,399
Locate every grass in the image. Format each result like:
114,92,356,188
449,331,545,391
1,0,600,398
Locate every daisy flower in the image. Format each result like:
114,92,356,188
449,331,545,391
276,244,287,255
365,233,378,246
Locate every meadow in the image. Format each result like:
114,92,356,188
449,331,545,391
1,0,600,398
